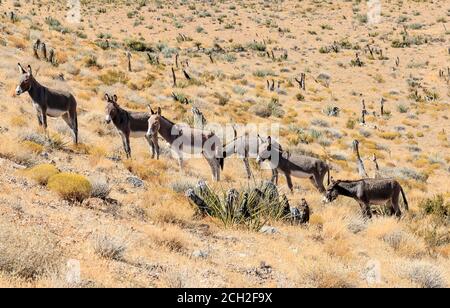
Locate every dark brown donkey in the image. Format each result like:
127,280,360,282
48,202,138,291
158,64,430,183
15,63,78,143
104,94,158,159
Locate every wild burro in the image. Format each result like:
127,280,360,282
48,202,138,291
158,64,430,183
15,63,78,144
221,131,280,180
104,94,158,159
146,107,222,181
256,136,330,193
324,178,409,218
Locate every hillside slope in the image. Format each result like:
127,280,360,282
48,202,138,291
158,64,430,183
0,0,448,287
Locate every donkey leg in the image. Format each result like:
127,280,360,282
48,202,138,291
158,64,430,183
71,111,78,144
120,133,131,159
125,135,131,159
271,168,279,185
36,113,43,127
41,111,49,139
359,202,372,219
313,174,326,193
285,173,294,193
145,135,155,159
392,192,402,218
243,157,252,179
206,157,220,182
62,113,77,144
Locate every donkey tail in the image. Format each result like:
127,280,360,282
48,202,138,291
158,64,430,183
219,156,225,170
400,186,409,211
326,167,331,186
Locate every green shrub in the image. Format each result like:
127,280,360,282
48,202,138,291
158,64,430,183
186,181,289,231
48,173,92,202
125,39,153,52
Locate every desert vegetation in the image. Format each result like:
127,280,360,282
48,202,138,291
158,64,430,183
0,0,448,288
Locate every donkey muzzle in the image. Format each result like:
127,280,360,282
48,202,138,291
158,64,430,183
105,115,112,124
15,86,24,96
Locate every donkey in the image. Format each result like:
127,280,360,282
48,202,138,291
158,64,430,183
222,130,280,180
256,136,330,193
146,107,222,181
323,178,409,218
15,63,78,143
104,94,157,159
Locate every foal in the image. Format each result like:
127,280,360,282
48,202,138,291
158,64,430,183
146,107,222,181
104,94,158,159
15,63,78,143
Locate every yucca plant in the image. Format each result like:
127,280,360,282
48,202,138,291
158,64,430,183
186,181,290,231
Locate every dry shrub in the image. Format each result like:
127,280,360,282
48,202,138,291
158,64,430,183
0,136,36,166
0,221,63,280
26,164,60,185
21,141,44,154
299,257,356,288
48,173,92,202
150,225,188,254
93,235,127,261
89,176,111,199
123,159,169,182
368,219,426,258
400,261,447,288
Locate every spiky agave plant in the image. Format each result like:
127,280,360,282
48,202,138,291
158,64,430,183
186,181,290,231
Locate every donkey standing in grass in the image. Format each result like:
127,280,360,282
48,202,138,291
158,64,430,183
146,107,222,181
256,136,330,193
15,63,78,143
104,94,158,159
222,130,280,180
323,178,409,218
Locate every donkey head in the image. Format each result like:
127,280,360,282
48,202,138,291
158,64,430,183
15,63,33,96
256,136,274,164
323,178,341,203
146,107,162,138
104,93,119,124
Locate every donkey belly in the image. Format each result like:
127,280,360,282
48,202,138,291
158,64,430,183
47,108,67,117
291,170,312,178
130,130,147,138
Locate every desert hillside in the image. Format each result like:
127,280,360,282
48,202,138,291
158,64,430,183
0,0,448,288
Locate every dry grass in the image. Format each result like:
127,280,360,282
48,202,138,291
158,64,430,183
0,0,447,288
0,221,63,280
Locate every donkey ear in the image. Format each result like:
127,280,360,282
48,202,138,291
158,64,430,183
104,93,110,102
147,104,155,114
157,107,162,115
113,95,118,103
18,63,26,74
27,65,32,76
267,136,272,145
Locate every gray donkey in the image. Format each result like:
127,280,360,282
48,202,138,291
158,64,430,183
221,130,281,179
256,136,330,193
323,178,409,218
146,107,222,181
15,63,78,143
104,94,158,159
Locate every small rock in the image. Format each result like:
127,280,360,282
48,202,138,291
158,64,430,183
192,250,208,259
127,176,144,188
259,226,278,234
